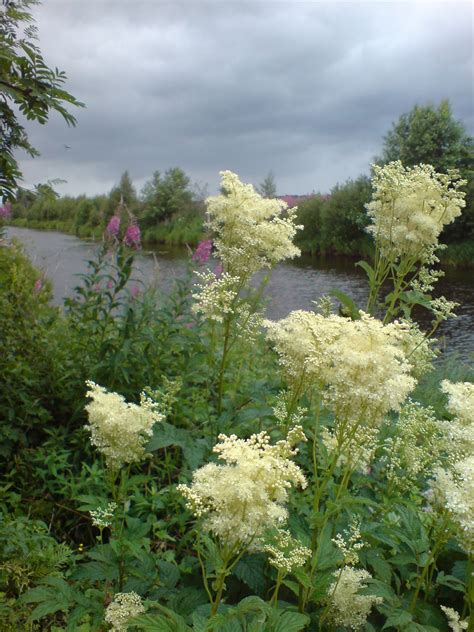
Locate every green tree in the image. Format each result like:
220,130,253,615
140,167,194,226
257,170,277,198
0,0,83,200
381,100,474,241
107,171,137,218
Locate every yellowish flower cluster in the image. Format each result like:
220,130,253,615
178,427,307,548
332,519,364,566
366,161,466,260
192,271,240,323
432,455,474,554
206,171,302,277
383,401,445,491
265,310,417,423
441,606,469,632
104,592,145,631
442,380,474,460
321,426,379,474
85,381,163,471
90,501,117,529
326,566,383,630
262,529,311,574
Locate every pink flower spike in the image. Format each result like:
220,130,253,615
106,215,121,236
192,239,213,264
124,223,141,249
130,284,141,299
34,278,43,293
0,202,12,219
107,280,114,289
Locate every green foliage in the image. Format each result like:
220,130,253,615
0,0,83,199
257,170,277,199
140,168,197,226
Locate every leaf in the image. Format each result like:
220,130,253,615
269,610,311,632
382,610,413,629
130,613,191,632
234,555,267,594
356,260,375,284
329,289,360,319
156,559,180,589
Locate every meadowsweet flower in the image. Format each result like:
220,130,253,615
326,566,382,630
90,502,117,529
192,270,240,323
366,161,466,261
262,529,311,574
265,310,416,423
85,381,163,471
104,592,145,631
441,381,474,461
106,215,121,237
432,455,474,554
178,428,307,549
441,606,468,632
332,519,364,566
383,401,445,491
192,239,213,264
123,222,141,249
206,171,302,277
322,426,378,474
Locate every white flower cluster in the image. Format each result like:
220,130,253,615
432,455,474,554
326,566,383,630
206,171,302,277
441,380,474,460
383,401,445,491
441,606,468,632
332,519,364,566
178,427,307,549
265,310,418,423
322,426,379,474
192,271,240,323
262,529,311,574
366,161,466,260
104,592,145,631
85,382,163,471
90,502,117,529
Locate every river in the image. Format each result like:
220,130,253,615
5,226,474,358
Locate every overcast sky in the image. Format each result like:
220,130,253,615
17,0,473,197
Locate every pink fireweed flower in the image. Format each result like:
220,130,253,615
130,284,141,300
34,278,43,293
123,223,141,249
92,282,102,293
192,239,213,264
106,215,121,237
0,202,12,219
107,280,114,289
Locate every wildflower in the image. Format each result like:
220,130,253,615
441,606,468,632
326,566,383,630
262,529,311,574
431,455,474,554
206,171,302,277
366,161,466,261
129,284,141,300
265,310,417,423
85,381,163,471
90,502,117,529
104,592,145,631
332,519,364,566
441,380,474,460
123,222,141,249
192,270,240,323
0,202,12,219
34,278,43,293
178,427,307,550
383,401,445,491
192,239,213,264
106,215,121,237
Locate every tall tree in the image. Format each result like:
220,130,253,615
140,167,194,226
0,0,83,200
257,170,277,198
381,100,472,173
381,101,474,240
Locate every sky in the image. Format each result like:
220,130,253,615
17,0,474,197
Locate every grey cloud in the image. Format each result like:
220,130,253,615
17,1,473,197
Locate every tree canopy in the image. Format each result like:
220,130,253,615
0,0,83,200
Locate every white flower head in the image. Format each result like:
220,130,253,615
326,566,383,630
104,592,145,631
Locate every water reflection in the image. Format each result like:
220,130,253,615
5,226,474,357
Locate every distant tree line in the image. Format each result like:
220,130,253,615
10,101,474,262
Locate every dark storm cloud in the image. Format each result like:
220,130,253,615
17,1,473,197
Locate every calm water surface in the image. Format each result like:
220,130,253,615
6,226,474,358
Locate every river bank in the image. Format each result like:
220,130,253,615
7,218,474,268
